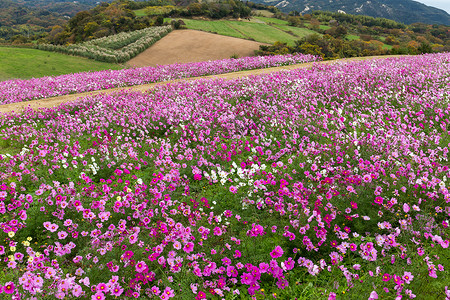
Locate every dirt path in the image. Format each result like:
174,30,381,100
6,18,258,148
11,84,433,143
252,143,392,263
0,55,402,114
126,30,265,68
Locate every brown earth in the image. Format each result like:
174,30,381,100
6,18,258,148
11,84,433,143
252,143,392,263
126,29,265,67
0,55,403,114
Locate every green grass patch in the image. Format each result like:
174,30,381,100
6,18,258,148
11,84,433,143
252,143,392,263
346,34,360,40
0,47,124,81
133,9,147,17
273,24,321,39
180,19,246,39
225,21,298,45
253,16,289,25
253,9,274,17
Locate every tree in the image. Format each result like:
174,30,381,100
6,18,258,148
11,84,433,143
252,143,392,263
84,21,99,37
417,42,433,54
287,16,302,27
154,15,164,26
325,25,347,38
298,42,324,58
310,18,320,31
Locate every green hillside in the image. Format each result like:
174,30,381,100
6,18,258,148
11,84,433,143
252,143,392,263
165,17,320,45
0,47,123,81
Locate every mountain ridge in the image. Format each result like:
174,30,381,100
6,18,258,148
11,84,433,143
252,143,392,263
254,0,450,25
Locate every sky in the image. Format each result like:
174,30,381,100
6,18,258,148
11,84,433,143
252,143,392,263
416,0,450,13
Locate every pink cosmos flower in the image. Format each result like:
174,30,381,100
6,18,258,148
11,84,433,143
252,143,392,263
151,286,161,295
374,196,383,205
240,273,254,285
3,282,14,294
276,278,289,289
183,242,194,253
382,273,391,282
213,227,222,236
393,275,403,285
58,231,68,239
402,271,414,284
72,284,83,297
259,262,269,273
221,257,231,265
135,261,147,273
270,245,284,259
92,292,105,300
369,291,378,300
283,257,295,270
403,203,410,213
195,291,206,300
110,285,124,296
97,283,108,293
163,287,175,298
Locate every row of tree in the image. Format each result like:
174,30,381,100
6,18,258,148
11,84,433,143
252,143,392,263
256,34,440,59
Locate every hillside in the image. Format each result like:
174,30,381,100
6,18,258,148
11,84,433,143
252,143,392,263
168,17,320,46
0,0,67,42
250,0,450,25
10,0,107,16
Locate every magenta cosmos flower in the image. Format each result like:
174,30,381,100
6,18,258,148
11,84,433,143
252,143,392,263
195,291,207,300
135,261,147,273
3,282,15,294
374,196,383,205
92,291,105,300
382,273,391,282
270,245,284,259
183,242,194,253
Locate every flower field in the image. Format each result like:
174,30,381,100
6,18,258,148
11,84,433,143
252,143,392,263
0,53,449,299
0,53,320,105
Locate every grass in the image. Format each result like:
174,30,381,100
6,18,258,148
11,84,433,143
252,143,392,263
0,47,124,81
177,18,314,45
319,24,331,30
253,9,274,17
179,19,246,39
273,24,320,39
253,16,289,25
134,9,147,17
227,21,298,44
346,34,360,40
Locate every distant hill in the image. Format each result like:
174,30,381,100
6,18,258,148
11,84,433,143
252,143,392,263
10,0,114,16
250,0,450,25
0,0,67,41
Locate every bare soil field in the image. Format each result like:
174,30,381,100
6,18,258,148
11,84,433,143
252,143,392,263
0,55,402,114
126,29,265,67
